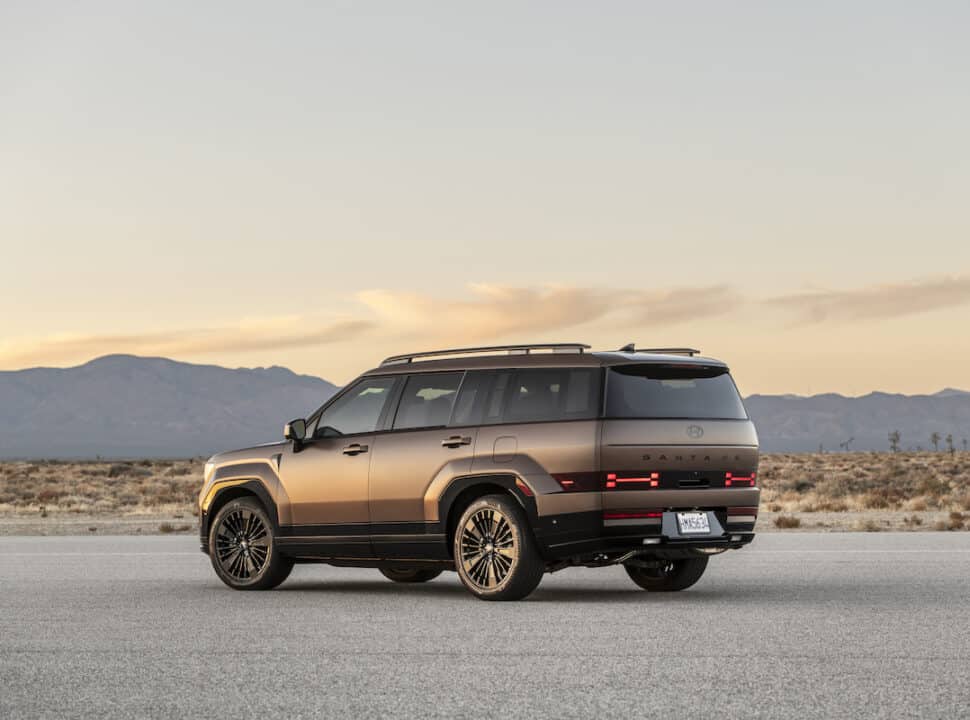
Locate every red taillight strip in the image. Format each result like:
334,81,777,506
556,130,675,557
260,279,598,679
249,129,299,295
725,472,757,487
608,472,660,488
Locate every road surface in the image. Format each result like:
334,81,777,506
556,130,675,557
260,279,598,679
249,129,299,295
1,533,968,719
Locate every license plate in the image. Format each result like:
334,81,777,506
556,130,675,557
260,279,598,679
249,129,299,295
677,511,711,534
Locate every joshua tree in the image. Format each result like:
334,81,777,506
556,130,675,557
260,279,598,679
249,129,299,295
946,434,955,455
930,432,941,452
964,438,968,452
888,430,901,453
839,437,854,452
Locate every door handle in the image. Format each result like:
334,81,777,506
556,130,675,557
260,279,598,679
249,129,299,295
342,443,369,456
441,435,472,448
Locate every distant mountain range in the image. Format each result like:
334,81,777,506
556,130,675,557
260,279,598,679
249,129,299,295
745,389,970,453
0,355,338,458
0,355,966,458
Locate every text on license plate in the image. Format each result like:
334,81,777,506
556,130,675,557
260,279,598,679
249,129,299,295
677,512,711,534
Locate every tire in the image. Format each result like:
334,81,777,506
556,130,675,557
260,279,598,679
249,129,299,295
208,497,293,590
453,494,544,601
624,556,709,592
379,567,443,584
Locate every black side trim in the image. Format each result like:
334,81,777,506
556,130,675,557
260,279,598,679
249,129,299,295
277,522,450,561
278,521,443,538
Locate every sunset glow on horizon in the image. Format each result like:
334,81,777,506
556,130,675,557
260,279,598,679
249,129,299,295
2,2,968,394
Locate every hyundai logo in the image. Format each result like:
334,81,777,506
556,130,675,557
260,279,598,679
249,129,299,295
686,424,704,439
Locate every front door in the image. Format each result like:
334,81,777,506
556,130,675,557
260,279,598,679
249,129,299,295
278,375,398,554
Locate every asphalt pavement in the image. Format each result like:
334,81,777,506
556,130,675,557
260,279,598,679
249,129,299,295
1,532,969,719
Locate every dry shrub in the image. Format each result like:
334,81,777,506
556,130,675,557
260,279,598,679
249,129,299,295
158,522,175,533
774,515,801,529
948,512,966,530
861,487,906,509
857,519,883,532
107,464,130,478
36,488,64,503
903,514,923,527
816,499,849,512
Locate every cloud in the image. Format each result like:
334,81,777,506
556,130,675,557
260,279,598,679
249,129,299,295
768,275,970,324
0,317,373,369
623,285,743,326
357,282,744,343
357,284,613,341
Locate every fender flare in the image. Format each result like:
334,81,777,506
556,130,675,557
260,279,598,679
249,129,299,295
200,471,282,543
437,473,539,538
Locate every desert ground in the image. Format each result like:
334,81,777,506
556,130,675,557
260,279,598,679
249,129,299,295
0,452,968,535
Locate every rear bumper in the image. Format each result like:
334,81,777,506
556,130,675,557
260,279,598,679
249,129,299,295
533,504,757,562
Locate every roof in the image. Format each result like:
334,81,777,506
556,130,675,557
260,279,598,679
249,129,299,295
360,345,727,376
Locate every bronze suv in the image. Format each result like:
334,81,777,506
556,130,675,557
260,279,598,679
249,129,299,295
199,343,760,600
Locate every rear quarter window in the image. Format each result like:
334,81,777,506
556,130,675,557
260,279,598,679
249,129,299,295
605,365,747,420
484,368,599,424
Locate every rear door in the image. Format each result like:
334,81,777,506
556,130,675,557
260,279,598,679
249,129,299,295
472,367,601,491
367,371,476,557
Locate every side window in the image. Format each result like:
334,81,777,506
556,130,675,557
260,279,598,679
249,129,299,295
502,368,598,423
450,370,490,427
314,376,397,437
392,373,464,430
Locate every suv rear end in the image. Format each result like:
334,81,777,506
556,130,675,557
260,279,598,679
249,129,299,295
533,352,759,576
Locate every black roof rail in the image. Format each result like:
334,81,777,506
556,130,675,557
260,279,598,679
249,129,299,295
380,343,591,367
618,346,702,357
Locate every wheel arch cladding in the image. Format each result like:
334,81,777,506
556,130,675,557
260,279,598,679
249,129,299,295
441,475,537,556
205,481,278,540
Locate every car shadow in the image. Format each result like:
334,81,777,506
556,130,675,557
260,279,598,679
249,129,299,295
277,580,467,597
275,578,820,604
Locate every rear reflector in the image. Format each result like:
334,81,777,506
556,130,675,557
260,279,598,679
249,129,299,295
603,511,663,520
514,478,534,497
552,473,602,492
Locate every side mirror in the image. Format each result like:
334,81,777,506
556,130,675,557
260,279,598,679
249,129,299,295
283,418,307,443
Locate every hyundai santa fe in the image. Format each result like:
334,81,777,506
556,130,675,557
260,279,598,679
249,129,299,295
198,343,760,600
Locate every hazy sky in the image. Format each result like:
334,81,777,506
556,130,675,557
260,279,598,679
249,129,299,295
2,1,969,394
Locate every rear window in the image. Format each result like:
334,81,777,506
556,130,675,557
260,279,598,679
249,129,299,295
605,365,747,420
